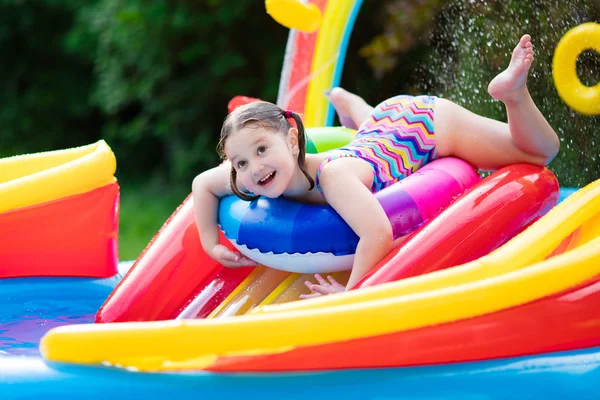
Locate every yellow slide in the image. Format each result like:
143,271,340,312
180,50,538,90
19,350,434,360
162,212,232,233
40,177,600,372
207,269,350,318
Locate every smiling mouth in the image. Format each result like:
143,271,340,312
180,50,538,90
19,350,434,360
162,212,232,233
258,171,276,186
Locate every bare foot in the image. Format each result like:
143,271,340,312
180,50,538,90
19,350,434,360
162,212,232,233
327,87,374,129
487,34,534,103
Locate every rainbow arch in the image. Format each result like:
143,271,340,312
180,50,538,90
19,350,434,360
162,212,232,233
276,0,363,127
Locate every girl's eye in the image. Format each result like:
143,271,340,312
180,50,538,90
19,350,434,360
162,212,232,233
257,146,267,155
237,160,247,169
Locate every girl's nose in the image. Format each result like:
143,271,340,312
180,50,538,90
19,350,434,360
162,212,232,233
252,163,265,176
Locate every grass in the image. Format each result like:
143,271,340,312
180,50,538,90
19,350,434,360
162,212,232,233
117,179,191,261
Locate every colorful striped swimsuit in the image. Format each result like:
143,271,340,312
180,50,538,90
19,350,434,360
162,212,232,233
316,95,438,193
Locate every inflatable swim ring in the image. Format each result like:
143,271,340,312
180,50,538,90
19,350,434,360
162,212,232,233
219,156,480,273
553,22,600,115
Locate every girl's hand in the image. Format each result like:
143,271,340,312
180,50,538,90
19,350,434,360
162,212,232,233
210,244,258,268
300,274,346,299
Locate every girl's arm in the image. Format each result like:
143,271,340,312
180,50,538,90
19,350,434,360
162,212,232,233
192,162,257,268
317,158,394,289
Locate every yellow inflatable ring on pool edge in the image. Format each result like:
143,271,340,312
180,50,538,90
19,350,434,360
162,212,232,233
552,22,600,115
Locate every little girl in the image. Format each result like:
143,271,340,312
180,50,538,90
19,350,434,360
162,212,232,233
192,34,560,298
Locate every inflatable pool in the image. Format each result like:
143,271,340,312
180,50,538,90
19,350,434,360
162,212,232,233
3,1,600,398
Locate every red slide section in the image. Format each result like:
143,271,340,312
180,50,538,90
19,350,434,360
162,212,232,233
0,183,119,279
354,164,559,289
96,194,254,323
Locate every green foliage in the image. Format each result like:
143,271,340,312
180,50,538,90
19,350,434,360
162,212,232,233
359,0,446,77
68,0,288,183
0,0,101,157
118,179,189,260
1,0,287,184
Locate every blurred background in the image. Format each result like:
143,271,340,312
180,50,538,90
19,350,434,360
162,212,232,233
2,0,599,260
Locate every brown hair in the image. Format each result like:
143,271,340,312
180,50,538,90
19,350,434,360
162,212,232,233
217,102,315,201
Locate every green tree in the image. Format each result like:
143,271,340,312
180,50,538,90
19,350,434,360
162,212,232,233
68,0,288,183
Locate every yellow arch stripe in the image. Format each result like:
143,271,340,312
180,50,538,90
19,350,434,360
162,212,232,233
260,271,351,306
257,273,301,307
208,267,292,318
304,0,356,127
207,267,266,318
0,140,116,214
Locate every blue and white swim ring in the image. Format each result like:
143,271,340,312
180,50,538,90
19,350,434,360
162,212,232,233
218,157,480,274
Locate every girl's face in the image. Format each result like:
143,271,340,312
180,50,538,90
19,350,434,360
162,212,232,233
224,126,299,198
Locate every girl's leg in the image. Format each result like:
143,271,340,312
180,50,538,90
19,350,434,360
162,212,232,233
434,34,560,170
327,88,374,129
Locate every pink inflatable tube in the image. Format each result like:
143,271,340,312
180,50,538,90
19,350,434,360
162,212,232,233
379,157,481,238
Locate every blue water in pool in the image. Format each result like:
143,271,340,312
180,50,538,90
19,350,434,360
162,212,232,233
0,189,581,357
0,262,132,356
0,298,96,355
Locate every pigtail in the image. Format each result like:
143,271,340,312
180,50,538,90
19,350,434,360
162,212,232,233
230,167,260,202
286,111,315,191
